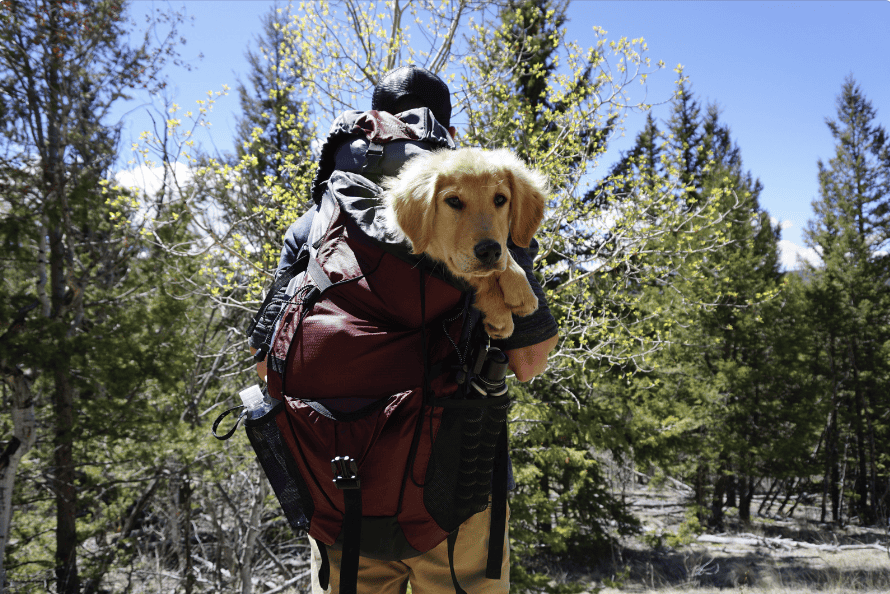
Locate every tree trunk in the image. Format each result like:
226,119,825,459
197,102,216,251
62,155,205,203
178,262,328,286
725,475,737,508
821,352,840,524
49,204,80,594
45,2,80,589
837,442,848,525
738,476,755,523
52,356,79,594
758,478,779,516
240,469,270,594
851,385,871,524
0,368,37,594
539,472,552,533
710,465,727,530
776,478,797,516
181,474,195,594
864,388,881,524
848,338,874,524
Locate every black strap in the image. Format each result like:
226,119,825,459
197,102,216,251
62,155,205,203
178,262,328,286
400,271,432,503
486,426,509,579
210,405,246,441
420,270,430,403
307,255,334,294
339,489,362,594
447,529,468,594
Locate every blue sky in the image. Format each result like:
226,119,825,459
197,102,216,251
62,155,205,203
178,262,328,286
116,1,890,269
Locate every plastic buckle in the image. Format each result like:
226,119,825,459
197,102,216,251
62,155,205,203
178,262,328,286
331,456,361,490
253,347,268,362
362,143,384,173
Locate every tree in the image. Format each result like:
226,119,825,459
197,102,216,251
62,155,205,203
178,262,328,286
804,76,890,525
233,2,316,243
0,1,187,591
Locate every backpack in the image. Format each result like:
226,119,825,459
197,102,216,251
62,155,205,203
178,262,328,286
215,108,511,594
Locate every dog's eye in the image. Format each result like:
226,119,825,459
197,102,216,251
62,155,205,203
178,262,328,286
445,196,463,210
494,194,508,207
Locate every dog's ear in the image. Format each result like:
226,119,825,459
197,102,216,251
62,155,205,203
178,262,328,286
384,154,438,254
499,151,548,248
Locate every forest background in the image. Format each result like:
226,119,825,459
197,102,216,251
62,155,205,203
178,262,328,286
1,1,889,593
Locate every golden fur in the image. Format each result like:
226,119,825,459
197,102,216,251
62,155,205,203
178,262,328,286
382,147,548,339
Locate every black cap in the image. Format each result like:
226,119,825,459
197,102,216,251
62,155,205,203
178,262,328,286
372,65,452,128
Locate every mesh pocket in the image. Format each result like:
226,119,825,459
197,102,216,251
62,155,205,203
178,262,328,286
244,403,314,534
423,395,510,532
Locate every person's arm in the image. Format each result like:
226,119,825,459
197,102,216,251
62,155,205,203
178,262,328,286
492,237,559,382
250,346,267,383
505,333,558,382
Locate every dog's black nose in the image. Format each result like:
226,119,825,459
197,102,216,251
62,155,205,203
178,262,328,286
474,240,502,266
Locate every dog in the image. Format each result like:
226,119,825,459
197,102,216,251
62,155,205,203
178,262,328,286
382,147,548,339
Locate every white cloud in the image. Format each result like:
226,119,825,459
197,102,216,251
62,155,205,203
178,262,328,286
770,216,794,231
114,162,193,198
778,239,822,271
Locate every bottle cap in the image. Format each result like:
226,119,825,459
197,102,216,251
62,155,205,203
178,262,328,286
239,385,265,410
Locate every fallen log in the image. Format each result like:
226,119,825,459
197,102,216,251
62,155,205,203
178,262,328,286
697,534,889,553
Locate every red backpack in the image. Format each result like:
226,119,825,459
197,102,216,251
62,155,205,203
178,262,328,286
216,109,510,594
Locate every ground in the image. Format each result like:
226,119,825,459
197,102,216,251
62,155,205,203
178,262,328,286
558,484,890,593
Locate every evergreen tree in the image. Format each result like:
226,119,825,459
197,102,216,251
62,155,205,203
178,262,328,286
234,2,315,230
0,1,188,590
804,76,890,525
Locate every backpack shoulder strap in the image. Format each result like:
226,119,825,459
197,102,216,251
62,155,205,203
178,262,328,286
248,247,311,362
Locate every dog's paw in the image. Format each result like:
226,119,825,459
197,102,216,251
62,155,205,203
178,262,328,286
505,288,538,318
483,312,514,340
499,262,538,318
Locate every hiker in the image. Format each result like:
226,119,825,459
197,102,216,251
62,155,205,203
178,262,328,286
247,66,558,594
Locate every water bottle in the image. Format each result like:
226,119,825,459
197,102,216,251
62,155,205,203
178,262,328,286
239,384,276,420
470,348,509,398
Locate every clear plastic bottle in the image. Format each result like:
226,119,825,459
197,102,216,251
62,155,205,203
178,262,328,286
239,384,276,420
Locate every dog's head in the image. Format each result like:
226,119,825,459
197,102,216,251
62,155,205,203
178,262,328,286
383,147,548,278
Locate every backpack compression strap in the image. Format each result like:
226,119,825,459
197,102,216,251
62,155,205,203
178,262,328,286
486,426,509,579
331,456,362,594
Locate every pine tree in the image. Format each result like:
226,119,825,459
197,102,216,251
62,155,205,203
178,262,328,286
804,76,890,525
0,1,188,590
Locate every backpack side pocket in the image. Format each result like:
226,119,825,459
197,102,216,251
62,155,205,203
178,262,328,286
424,394,511,532
244,401,314,534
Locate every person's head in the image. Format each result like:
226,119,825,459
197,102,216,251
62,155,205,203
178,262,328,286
372,65,455,137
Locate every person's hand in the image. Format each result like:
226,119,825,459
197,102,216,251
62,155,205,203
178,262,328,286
503,334,558,382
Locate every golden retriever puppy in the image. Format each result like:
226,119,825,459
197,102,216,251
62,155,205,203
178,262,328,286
382,147,548,339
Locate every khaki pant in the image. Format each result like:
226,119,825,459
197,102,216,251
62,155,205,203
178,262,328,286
309,505,510,594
